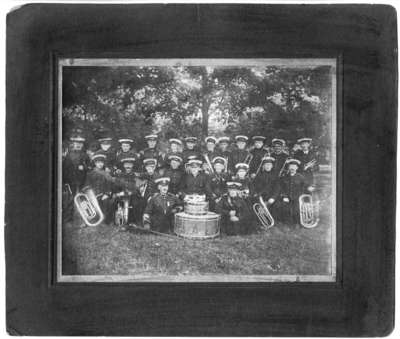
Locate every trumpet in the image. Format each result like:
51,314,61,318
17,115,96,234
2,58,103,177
253,196,275,230
74,186,105,227
299,194,319,228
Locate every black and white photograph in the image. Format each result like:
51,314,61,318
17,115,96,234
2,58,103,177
58,58,336,282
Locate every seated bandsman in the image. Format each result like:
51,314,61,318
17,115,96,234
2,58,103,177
63,133,90,195
293,138,319,185
251,156,280,215
216,181,255,235
180,158,212,199
271,138,289,177
115,136,140,174
165,138,183,160
231,163,251,198
278,158,314,227
130,173,154,225
84,153,114,224
97,130,116,173
164,155,184,196
113,156,137,228
216,137,231,171
209,156,229,210
230,135,251,172
249,136,269,178
143,177,183,234
140,134,165,173
202,136,218,173
182,136,201,164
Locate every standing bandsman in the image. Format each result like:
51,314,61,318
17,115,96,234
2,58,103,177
165,138,183,161
63,134,90,195
84,153,114,224
293,138,319,185
278,158,314,227
115,136,140,174
271,138,289,177
97,130,116,173
230,135,252,171
249,136,269,178
140,134,165,173
182,136,201,164
142,158,159,196
180,159,212,198
164,155,184,196
216,136,232,173
250,156,280,215
143,177,183,234
130,173,153,225
202,136,219,174
216,181,255,235
208,156,229,210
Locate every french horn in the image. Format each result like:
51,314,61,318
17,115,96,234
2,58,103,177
74,186,104,227
299,194,319,228
253,196,275,230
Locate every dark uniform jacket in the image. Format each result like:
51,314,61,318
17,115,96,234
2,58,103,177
251,170,280,199
63,150,90,193
96,148,117,171
182,148,202,163
216,194,254,235
249,148,269,174
180,172,212,198
164,168,184,195
144,192,182,233
279,172,308,201
293,149,319,184
114,171,137,193
230,175,251,196
84,168,114,196
203,150,219,163
271,151,289,176
209,172,229,199
140,147,165,169
230,148,251,169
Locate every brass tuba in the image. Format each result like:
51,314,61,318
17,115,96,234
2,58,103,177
74,186,105,226
114,194,130,226
253,196,275,230
299,194,319,228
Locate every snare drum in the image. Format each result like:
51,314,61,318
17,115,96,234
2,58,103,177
174,212,220,239
184,200,209,215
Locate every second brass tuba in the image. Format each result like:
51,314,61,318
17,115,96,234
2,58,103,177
74,186,105,227
299,194,319,228
253,196,275,230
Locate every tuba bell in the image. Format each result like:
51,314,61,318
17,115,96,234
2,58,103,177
253,196,275,230
299,194,319,228
74,186,105,227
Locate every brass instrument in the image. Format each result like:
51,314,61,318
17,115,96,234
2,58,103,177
303,159,317,171
252,196,275,230
74,186,105,227
299,194,319,228
244,153,253,165
253,152,270,177
114,192,131,226
278,158,289,177
203,153,215,174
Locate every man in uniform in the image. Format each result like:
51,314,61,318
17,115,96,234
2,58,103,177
216,137,231,170
249,136,270,178
84,153,115,224
63,134,90,195
164,155,184,195
180,159,212,199
231,163,251,199
142,158,159,195
271,138,289,177
115,136,140,174
230,135,251,171
140,134,165,173
208,156,229,210
182,136,201,164
165,138,183,161
202,136,219,174
278,158,314,227
250,156,280,218
293,137,319,185
216,181,255,235
143,177,183,233
96,130,116,173
130,173,154,225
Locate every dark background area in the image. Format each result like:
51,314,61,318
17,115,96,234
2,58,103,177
6,4,396,336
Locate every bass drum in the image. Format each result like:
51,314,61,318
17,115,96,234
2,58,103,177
174,212,220,239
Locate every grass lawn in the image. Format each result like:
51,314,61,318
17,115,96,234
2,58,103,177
62,171,333,278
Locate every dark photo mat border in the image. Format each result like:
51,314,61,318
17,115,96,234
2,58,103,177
6,4,395,336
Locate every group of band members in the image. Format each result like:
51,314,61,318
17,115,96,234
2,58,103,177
63,129,319,234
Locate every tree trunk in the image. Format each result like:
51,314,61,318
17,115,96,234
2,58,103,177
201,99,209,137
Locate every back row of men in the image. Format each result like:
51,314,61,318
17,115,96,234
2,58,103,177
63,132,319,232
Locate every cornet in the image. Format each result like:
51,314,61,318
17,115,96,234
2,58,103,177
299,194,319,228
253,196,275,230
74,186,105,227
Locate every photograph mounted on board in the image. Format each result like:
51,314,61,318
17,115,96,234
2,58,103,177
58,58,337,282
